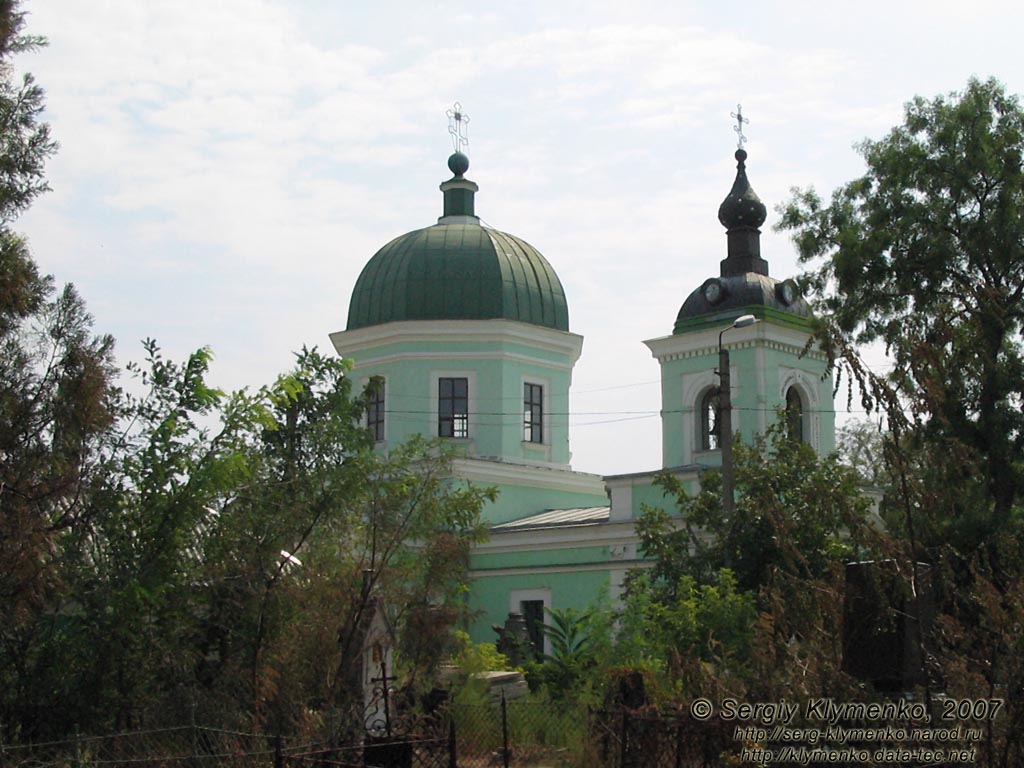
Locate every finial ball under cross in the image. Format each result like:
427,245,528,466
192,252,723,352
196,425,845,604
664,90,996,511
731,104,749,149
446,101,470,154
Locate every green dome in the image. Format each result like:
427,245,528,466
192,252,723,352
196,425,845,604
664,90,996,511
347,223,569,331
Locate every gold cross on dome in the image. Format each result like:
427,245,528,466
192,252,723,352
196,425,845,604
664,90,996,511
446,102,470,153
731,104,749,148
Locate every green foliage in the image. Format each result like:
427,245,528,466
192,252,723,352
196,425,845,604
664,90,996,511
622,423,877,704
543,607,592,663
639,423,874,594
0,337,492,738
778,77,1024,536
0,2,120,740
530,607,596,698
448,630,516,706
0,1,54,226
0,2,492,734
642,570,755,664
778,80,1024,763
452,630,514,675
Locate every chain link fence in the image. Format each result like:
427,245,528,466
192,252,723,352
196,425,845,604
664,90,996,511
0,725,278,767
588,709,733,768
0,704,735,767
452,696,585,767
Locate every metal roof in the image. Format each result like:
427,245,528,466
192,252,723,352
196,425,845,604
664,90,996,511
348,157,570,332
490,506,610,532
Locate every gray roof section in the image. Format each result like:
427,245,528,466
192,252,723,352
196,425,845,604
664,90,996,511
491,506,610,532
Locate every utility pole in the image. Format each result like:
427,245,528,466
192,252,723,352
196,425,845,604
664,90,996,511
718,314,757,512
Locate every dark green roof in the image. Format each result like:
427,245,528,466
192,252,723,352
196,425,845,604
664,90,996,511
347,223,569,331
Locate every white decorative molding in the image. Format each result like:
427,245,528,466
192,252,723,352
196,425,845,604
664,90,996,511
452,457,606,495
680,369,721,465
476,520,636,553
331,319,585,364
778,367,823,452
345,349,575,373
475,560,651,578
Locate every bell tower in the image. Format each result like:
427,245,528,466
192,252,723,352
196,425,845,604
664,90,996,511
644,115,835,468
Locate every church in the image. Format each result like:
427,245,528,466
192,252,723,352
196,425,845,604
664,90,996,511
328,110,835,653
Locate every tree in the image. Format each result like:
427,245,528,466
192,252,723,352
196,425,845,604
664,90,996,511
778,78,1024,765
639,424,875,594
16,344,491,738
0,1,120,737
626,424,879,702
0,2,490,734
778,77,1024,540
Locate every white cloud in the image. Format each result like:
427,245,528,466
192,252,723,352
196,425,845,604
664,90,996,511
16,0,1024,473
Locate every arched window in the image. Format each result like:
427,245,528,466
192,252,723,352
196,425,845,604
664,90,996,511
785,386,804,443
699,388,720,451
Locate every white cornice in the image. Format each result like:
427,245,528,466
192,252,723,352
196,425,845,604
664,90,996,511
644,322,824,363
342,349,575,373
603,466,700,486
469,560,651,578
330,319,584,363
452,457,607,495
476,520,637,552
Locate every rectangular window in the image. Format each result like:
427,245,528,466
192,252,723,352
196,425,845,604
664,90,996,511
523,382,543,443
438,377,469,438
366,378,385,442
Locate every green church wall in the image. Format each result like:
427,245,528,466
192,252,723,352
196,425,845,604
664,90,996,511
470,545,608,570
345,338,577,466
655,328,834,466
466,567,613,646
630,480,682,518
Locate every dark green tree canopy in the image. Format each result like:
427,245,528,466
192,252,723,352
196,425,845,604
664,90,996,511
0,1,114,628
778,78,1024,529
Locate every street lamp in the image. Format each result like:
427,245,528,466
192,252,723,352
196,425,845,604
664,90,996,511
718,314,758,512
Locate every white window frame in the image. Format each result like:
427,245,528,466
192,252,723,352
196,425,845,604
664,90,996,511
360,374,387,444
681,369,723,464
431,369,477,440
521,374,551,446
779,368,820,452
509,587,552,657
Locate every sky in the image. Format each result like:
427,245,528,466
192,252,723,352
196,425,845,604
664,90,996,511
17,0,1024,476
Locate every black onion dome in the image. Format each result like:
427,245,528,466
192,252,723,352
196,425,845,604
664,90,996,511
717,149,767,230
673,147,813,332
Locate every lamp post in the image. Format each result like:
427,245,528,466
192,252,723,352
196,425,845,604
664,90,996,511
718,314,758,512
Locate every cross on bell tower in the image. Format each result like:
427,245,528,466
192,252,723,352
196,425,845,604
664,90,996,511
730,104,749,148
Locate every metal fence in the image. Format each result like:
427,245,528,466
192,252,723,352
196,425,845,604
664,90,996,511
0,725,278,767
0,704,734,768
452,695,585,767
588,709,732,768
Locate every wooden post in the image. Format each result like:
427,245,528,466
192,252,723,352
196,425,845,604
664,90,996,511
619,710,629,768
719,345,735,513
501,689,510,768
274,734,284,768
